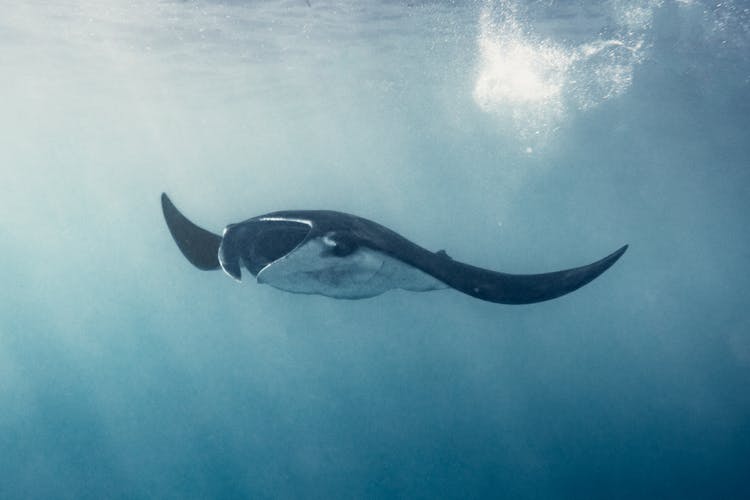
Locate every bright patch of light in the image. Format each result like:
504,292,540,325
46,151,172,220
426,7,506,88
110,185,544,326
474,37,570,104
473,0,657,146
473,9,572,109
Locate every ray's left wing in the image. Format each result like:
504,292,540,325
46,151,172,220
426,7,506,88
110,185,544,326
161,193,222,270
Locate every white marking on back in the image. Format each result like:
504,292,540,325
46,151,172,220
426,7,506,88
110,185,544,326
258,216,313,227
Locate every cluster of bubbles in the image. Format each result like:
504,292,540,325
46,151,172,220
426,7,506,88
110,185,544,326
472,0,660,146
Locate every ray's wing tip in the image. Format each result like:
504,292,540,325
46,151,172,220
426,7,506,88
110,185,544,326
160,192,174,217
612,244,629,261
160,192,183,227
159,192,222,271
596,243,628,273
161,192,173,211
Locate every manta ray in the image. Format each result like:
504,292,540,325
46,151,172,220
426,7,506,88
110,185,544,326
161,193,626,304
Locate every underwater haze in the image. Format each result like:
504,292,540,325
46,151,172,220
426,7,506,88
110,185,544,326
2,0,749,498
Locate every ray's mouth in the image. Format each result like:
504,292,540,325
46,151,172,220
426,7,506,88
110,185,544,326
219,218,312,282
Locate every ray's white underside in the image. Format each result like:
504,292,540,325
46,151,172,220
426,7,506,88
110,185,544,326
256,237,447,299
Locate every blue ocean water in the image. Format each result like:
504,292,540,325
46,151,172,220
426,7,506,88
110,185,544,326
1,0,749,498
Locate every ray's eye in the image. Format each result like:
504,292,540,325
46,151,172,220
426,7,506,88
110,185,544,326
323,232,357,257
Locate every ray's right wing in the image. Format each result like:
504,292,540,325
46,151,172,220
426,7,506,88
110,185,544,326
430,245,628,304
